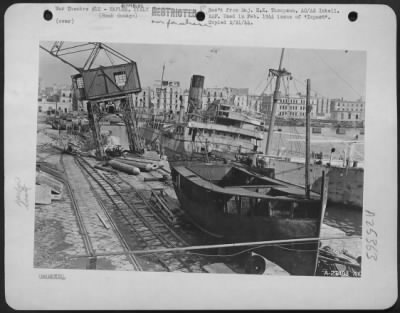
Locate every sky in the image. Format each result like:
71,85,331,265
39,41,366,101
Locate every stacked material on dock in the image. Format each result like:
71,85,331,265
36,171,63,194
116,155,164,172
116,158,158,172
108,159,140,175
35,171,64,204
141,150,162,161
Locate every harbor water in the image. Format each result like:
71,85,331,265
270,126,364,163
324,204,362,237
322,204,362,263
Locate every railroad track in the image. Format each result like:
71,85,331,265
60,154,142,271
38,159,96,266
75,156,207,273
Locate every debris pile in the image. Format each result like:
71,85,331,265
35,171,64,205
108,159,141,175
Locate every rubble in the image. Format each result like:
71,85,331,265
35,170,64,205
116,158,157,172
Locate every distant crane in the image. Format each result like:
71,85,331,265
40,42,145,159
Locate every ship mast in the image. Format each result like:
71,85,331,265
264,48,291,155
305,79,312,199
158,64,165,115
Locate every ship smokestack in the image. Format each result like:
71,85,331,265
187,75,204,114
179,95,184,123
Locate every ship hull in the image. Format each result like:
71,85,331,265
171,163,327,276
269,158,363,208
140,123,361,208
140,124,362,209
139,124,263,161
175,186,320,275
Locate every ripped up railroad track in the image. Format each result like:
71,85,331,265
74,156,209,273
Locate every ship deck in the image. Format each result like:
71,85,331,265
174,165,320,202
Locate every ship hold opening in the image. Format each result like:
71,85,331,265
169,162,325,275
171,163,322,222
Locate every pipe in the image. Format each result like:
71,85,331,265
70,235,361,258
117,159,157,172
108,160,140,175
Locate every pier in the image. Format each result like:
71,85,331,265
35,112,361,276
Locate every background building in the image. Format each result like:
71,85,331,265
314,97,331,119
131,87,151,109
58,88,73,112
38,80,365,124
202,87,249,110
202,87,230,109
262,92,319,118
330,98,365,121
247,95,263,113
38,85,73,113
260,92,361,121
230,88,249,110
150,80,185,113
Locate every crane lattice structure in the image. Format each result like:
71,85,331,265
40,42,144,159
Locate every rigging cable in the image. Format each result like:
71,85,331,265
292,78,300,95
282,77,288,96
292,77,325,99
259,76,274,96
253,72,268,94
312,51,363,99
104,49,115,66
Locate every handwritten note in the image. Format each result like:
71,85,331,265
151,18,212,28
365,210,378,261
15,177,30,210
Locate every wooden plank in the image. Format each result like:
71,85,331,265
35,185,52,205
36,172,63,194
97,213,110,229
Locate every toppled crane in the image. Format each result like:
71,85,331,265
40,42,144,159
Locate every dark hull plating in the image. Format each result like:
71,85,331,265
171,163,327,276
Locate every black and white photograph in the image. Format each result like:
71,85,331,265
35,42,365,277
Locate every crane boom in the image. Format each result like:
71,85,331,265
40,41,144,159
